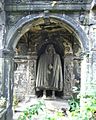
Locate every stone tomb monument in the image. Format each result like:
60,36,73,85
14,30,81,100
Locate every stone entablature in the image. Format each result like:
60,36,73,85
6,0,92,4
5,0,92,11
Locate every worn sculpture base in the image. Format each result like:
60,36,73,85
42,90,56,100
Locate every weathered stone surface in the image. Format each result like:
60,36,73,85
14,55,37,99
0,11,5,49
5,4,91,11
6,0,92,4
1,0,96,120
0,58,3,96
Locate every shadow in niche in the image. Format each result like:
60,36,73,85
36,90,63,98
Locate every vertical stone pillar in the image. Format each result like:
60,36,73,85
0,0,6,97
27,54,37,98
80,52,92,113
63,54,74,99
88,51,96,95
80,53,88,96
80,53,87,114
0,1,5,49
0,57,4,97
1,49,14,120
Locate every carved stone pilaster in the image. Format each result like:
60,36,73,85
0,58,4,97
0,48,14,120
0,49,14,100
0,3,5,49
86,50,96,95
27,54,37,97
63,54,74,98
14,59,28,99
80,52,90,96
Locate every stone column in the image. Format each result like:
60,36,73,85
0,49,14,120
0,57,4,97
80,52,92,113
80,53,88,96
27,54,37,98
63,54,74,99
86,50,96,95
0,1,5,49
0,0,6,97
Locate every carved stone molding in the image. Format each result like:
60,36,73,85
6,0,92,4
0,49,15,58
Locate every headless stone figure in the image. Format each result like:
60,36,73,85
36,44,63,99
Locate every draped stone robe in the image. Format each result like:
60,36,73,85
36,51,63,91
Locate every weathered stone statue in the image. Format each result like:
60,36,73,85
36,44,63,98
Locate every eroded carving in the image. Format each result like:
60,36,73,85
64,55,74,97
14,62,28,100
27,56,37,96
36,44,63,98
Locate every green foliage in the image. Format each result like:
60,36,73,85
68,86,80,112
81,95,96,120
18,100,64,120
18,100,45,120
68,97,80,112
68,95,96,120
44,111,64,120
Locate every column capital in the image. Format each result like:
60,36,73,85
0,48,14,58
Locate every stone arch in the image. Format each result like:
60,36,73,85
6,14,89,51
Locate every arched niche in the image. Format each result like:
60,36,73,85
5,14,89,100
6,14,88,51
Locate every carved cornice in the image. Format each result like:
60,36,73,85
5,1,92,11
6,0,92,4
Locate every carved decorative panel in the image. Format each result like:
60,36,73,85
27,55,37,96
14,61,28,99
64,54,74,97
14,55,37,99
